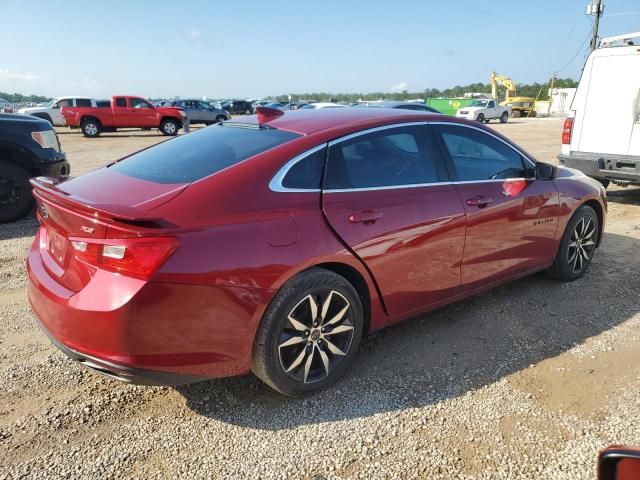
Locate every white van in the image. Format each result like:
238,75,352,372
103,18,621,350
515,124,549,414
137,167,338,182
558,32,640,186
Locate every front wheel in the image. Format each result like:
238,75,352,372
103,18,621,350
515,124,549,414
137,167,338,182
252,269,363,396
546,205,599,281
160,119,179,136
215,115,226,123
476,113,485,123
500,112,508,123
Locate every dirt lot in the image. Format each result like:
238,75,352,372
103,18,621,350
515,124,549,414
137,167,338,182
1,118,640,479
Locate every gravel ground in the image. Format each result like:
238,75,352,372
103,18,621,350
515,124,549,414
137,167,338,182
1,118,640,479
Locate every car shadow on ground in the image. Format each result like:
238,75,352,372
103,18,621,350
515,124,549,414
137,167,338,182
177,229,640,430
0,213,39,241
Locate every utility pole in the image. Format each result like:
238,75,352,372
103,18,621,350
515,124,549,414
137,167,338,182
588,0,603,51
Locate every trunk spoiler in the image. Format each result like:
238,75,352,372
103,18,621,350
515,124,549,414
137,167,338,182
30,176,173,225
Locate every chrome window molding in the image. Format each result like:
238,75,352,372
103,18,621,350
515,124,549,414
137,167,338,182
269,144,326,193
269,120,537,193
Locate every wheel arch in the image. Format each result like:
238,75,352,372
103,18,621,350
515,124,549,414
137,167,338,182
81,115,102,127
160,116,183,128
582,198,604,247
314,262,372,335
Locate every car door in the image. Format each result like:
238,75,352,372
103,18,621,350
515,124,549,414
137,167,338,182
52,99,72,125
432,123,560,290
486,100,496,118
322,124,467,317
127,97,156,127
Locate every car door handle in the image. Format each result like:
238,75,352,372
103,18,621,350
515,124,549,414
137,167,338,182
348,210,384,224
466,196,494,207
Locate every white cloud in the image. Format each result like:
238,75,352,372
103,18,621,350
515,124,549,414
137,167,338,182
0,68,41,82
390,81,408,93
186,29,202,40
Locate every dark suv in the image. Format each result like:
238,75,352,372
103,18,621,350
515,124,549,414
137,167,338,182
0,114,69,222
219,100,254,115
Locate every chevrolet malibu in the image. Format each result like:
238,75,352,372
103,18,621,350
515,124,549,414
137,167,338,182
27,107,606,396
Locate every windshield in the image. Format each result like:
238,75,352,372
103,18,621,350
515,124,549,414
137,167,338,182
110,124,301,184
470,100,489,107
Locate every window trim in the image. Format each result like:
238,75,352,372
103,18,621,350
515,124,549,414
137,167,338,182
268,121,537,194
269,144,327,192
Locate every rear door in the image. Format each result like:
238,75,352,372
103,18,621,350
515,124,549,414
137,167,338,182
575,50,640,155
322,123,466,317
432,123,559,290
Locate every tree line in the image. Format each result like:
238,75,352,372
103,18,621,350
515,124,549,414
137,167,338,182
274,78,578,103
0,92,52,104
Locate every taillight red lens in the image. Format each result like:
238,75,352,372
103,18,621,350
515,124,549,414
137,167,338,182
69,236,179,279
562,117,573,145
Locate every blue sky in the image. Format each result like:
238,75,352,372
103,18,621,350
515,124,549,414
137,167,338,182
1,0,639,99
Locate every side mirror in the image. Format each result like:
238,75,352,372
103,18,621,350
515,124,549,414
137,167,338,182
52,105,59,109
535,162,556,180
599,447,640,480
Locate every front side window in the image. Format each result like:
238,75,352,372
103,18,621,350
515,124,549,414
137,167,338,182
325,125,440,190
130,98,152,109
436,125,526,181
488,101,496,108
110,124,301,184
56,99,73,108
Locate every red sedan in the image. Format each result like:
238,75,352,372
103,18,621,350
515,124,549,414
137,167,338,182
27,107,606,395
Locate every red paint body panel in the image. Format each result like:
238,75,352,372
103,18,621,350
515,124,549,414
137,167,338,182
61,95,183,130
26,109,607,384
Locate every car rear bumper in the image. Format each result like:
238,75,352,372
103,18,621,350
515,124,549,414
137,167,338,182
558,152,640,184
26,229,263,385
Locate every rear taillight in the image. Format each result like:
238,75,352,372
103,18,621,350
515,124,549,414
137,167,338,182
69,235,179,280
562,117,574,145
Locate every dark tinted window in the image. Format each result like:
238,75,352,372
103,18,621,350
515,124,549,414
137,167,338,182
325,125,439,189
282,147,326,189
96,100,110,108
436,125,525,181
115,97,127,107
75,98,92,107
110,124,300,184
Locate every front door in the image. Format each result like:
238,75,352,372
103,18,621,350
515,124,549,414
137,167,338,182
432,123,560,290
321,124,466,317
126,97,157,127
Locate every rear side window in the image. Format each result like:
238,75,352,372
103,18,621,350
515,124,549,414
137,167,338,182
110,125,301,184
96,100,110,108
325,125,440,190
282,147,326,190
75,98,92,107
435,124,526,181
115,97,127,107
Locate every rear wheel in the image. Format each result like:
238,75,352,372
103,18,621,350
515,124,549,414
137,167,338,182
245,108,252,115
546,205,599,281
0,161,34,223
476,113,485,123
215,115,226,123
160,119,179,136
500,112,508,123
81,118,101,138
252,269,363,396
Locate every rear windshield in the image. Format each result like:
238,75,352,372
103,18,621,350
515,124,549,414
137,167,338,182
109,124,300,184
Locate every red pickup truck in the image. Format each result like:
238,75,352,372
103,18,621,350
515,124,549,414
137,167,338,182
61,95,187,138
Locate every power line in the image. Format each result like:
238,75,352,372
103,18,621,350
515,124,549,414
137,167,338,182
556,29,592,73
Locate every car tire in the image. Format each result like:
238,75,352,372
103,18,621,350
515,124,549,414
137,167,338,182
160,119,179,136
500,112,508,123
81,118,101,138
0,161,34,223
251,268,364,396
596,178,610,189
215,115,226,123
245,109,252,115
546,205,599,282
476,113,485,123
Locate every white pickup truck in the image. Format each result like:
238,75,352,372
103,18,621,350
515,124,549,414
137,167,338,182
456,99,511,123
17,97,103,126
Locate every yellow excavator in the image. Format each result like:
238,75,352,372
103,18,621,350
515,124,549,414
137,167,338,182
491,72,536,117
